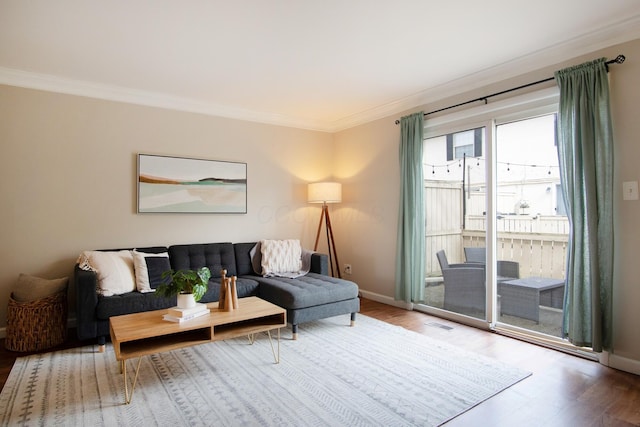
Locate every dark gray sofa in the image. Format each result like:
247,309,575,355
74,242,360,347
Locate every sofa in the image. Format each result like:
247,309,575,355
74,241,360,348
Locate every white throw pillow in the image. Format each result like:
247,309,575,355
77,250,136,296
131,250,171,293
260,239,302,276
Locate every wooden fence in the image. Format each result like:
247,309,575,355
461,230,568,280
425,182,463,275
425,181,569,279
466,215,570,235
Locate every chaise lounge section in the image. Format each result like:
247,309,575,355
75,241,360,348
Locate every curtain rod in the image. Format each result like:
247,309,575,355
394,54,626,125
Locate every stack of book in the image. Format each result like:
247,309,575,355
163,303,210,323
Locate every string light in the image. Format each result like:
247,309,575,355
423,157,560,175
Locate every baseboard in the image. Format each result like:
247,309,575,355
359,290,413,310
606,353,640,376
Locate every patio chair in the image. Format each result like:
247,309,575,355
464,247,485,264
441,267,486,316
463,247,519,280
436,250,476,272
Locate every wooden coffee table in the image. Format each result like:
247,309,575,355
109,296,286,404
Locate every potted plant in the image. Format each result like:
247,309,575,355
156,267,211,308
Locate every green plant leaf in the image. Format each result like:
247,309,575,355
155,267,211,302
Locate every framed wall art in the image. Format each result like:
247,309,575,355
137,154,247,214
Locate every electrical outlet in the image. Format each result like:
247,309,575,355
623,181,639,200
344,264,352,275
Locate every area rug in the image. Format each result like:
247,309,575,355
0,315,530,426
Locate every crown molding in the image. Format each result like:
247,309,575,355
0,67,333,132
1,14,638,134
329,14,640,132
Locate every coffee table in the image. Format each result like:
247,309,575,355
109,296,286,404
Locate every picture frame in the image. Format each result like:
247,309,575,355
137,154,247,214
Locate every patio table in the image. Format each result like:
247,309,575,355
499,277,565,323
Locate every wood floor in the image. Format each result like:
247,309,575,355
1,298,639,426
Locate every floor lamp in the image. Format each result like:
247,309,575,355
308,182,342,278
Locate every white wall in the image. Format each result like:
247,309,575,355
334,38,640,373
0,85,334,325
331,117,401,297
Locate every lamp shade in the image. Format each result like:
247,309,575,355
308,182,342,204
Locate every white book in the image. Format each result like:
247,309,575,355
167,303,208,318
163,309,210,323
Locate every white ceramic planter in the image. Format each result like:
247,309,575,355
177,293,196,309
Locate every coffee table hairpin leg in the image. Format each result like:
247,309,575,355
247,328,280,364
122,357,143,404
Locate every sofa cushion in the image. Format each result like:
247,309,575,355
96,292,176,319
96,277,261,319
132,250,171,293
233,242,257,276
253,273,359,309
197,277,260,303
169,243,237,278
250,242,263,274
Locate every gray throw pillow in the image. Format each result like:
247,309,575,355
12,273,68,303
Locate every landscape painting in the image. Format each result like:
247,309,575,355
137,154,247,213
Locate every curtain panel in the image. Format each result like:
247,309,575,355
554,58,614,351
395,112,426,303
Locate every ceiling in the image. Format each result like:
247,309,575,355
1,1,639,132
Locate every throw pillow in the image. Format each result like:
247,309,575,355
249,242,263,275
260,239,302,276
77,250,136,296
12,273,68,303
131,250,171,293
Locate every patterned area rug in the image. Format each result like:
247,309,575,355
0,315,530,426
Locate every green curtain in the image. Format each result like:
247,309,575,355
554,58,614,351
395,112,426,303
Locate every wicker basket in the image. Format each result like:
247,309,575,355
5,290,68,352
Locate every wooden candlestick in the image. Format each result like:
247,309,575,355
231,276,238,309
219,269,227,309
223,278,233,311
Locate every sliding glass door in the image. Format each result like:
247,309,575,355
415,89,567,339
422,126,488,321
495,114,567,337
